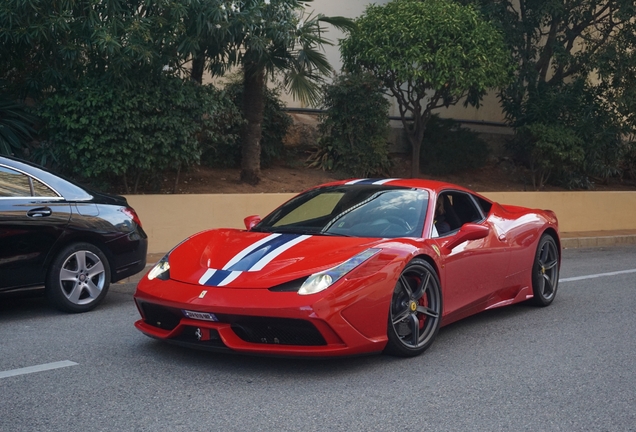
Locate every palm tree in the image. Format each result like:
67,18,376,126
183,0,352,184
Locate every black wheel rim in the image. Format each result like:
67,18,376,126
390,265,441,349
536,239,559,300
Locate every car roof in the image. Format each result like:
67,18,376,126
313,178,482,196
0,155,93,200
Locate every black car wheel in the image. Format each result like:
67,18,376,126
531,234,560,307
46,243,111,313
385,259,442,357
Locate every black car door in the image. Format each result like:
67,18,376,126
0,165,71,290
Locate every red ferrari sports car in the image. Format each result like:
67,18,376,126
134,179,560,357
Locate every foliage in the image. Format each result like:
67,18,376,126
38,75,239,192
308,73,391,177
462,0,636,185
419,115,489,176
341,0,511,178
0,0,187,99
181,0,352,184
515,123,584,190
508,80,624,188
0,88,36,157
202,81,292,168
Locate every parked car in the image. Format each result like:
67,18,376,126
134,179,560,357
0,155,147,312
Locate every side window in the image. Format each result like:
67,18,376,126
32,177,56,197
432,191,484,237
0,166,31,197
475,195,492,215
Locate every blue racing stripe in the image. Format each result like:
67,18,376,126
203,270,235,286
225,233,303,272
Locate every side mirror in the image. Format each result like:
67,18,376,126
443,223,489,251
244,215,261,230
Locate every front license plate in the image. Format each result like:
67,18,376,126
182,310,219,322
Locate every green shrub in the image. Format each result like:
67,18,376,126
419,115,490,175
308,73,391,177
0,87,35,157
515,123,585,190
202,81,292,168
38,75,239,192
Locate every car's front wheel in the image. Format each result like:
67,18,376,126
385,259,442,357
46,243,111,313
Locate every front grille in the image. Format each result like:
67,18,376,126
140,302,182,331
228,317,326,346
139,302,326,346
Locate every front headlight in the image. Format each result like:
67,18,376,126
147,254,170,281
298,248,381,295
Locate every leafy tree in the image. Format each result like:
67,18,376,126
341,0,511,178
462,0,636,186
0,0,187,99
308,73,391,177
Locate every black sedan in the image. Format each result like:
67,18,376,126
0,156,147,312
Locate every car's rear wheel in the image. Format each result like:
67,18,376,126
531,234,560,306
46,243,111,313
385,259,442,357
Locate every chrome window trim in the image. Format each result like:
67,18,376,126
0,163,63,199
0,196,65,200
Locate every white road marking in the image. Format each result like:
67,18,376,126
0,360,78,379
560,268,636,283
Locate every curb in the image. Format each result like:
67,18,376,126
561,233,636,249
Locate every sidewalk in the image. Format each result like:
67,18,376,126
116,230,636,287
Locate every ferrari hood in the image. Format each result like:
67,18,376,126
167,229,384,289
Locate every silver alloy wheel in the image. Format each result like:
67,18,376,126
390,263,441,349
535,237,559,301
59,250,106,305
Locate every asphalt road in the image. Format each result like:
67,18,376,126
1,245,635,431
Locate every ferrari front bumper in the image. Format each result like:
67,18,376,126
133,273,394,357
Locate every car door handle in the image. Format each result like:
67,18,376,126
27,207,52,218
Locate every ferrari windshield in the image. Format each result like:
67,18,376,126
254,185,429,238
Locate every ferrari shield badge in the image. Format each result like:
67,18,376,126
432,245,441,257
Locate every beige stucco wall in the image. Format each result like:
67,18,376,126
126,191,636,253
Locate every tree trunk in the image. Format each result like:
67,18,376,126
190,50,205,85
407,120,426,178
240,64,265,185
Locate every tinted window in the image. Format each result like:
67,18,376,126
32,177,56,197
433,191,484,237
0,166,31,197
256,185,429,238
475,196,492,215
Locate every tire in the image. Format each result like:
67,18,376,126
46,243,111,313
385,259,442,357
530,234,560,307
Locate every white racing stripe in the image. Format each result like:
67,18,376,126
560,268,636,283
199,268,217,285
218,270,242,286
0,360,78,379
223,233,281,270
250,235,311,271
